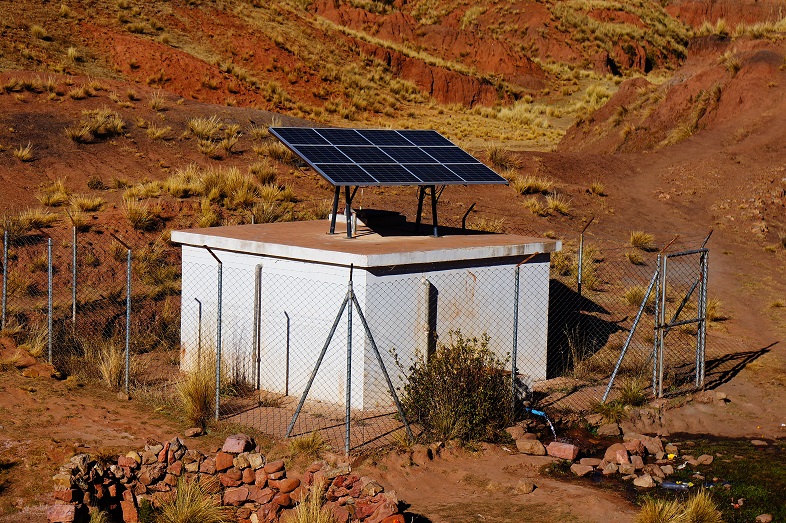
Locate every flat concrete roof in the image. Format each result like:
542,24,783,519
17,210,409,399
171,220,561,268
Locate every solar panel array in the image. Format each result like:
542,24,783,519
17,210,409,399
269,128,508,187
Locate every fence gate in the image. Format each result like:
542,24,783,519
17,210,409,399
653,247,708,397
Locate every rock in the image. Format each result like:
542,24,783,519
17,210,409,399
602,462,618,475
630,455,645,470
585,414,604,426
223,486,250,506
248,486,275,504
120,500,139,523
515,438,546,456
604,443,629,464
411,444,432,466
751,440,768,447
146,443,164,455
644,464,665,479
167,461,183,476
665,443,679,454
546,442,579,461
54,489,81,503
269,478,300,493
633,474,656,488
579,458,601,467
273,492,292,507
516,479,536,493
696,454,714,465
325,502,350,523
660,465,674,476
619,463,636,475
624,439,646,456
268,470,285,480
126,451,142,465
319,464,351,480
382,516,405,523
234,453,251,470
52,473,73,489
157,442,170,463
361,478,384,497
222,434,254,454
755,514,773,523
199,457,216,474
184,427,203,438
597,423,621,437
247,453,265,470
219,468,243,487
215,452,234,471
140,451,157,465
254,469,268,487
263,459,285,474
570,464,595,477
242,467,255,484
506,425,526,440
367,500,397,523
47,504,77,522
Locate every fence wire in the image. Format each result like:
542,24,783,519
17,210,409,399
0,215,727,453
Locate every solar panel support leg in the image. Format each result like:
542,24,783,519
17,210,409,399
415,186,426,233
344,185,352,238
430,185,439,238
329,186,340,234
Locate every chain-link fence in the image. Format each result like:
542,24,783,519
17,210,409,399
1,216,724,454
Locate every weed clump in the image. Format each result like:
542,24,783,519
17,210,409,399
400,331,512,442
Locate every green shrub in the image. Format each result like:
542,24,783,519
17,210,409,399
400,331,512,442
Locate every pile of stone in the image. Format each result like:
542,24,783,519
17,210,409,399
48,433,403,523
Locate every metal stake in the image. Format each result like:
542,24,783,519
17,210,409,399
345,268,353,455
125,247,131,395
195,298,202,369
47,238,53,364
203,246,223,421
72,226,77,326
658,255,668,397
652,254,661,396
511,265,520,418
2,230,8,329
329,186,340,234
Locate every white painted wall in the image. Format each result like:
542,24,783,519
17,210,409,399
179,246,552,410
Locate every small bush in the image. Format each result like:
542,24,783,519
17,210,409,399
636,490,722,523
146,124,172,140
545,193,571,215
288,431,327,461
70,194,104,212
283,478,336,523
176,363,216,428
249,160,277,185
400,331,512,442
87,175,105,190
188,115,223,140
512,175,554,195
37,178,70,207
626,250,645,265
589,181,606,196
124,198,160,231
486,145,517,169
158,478,230,523
630,231,657,251
705,297,727,322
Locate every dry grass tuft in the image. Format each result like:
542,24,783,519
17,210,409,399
512,175,554,195
625,250,645,265
158,478,230,523
282,478,336,523
288,431,327,460
255,141,297,165
13,143,34,162
146,124,172,140
176,363,216,428
486,145,518,169
37,179,70,207
589,181,606,196
635,489,722,523
149,91,166,111
630,231,657,251
705,297,728,322
124,198,160,231
249,160,277,185
188,115,223,140
70,194,104,212
545,193,571,215
66,107,125,142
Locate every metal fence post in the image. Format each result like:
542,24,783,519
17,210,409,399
652,254,661,396
511,264,520,418
202,246,223,421
48,238,53,364
657,254,668,397
345,266,354,456
72,226,77,327
125,247,132,395
696,251,709,387
577,218,593,300
1,230,7,329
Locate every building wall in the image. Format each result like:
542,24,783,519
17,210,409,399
180,245,551,410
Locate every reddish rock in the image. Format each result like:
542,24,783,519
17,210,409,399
121,500,139,523
108,484,118,498
272,492,292,507
604,443,630,464
215,452,234,472
224,486,250,506
546,442,579,461
163,473,178,487
325,502,350,523
290,486,307,503
631,455,645,470
47,504,76,523
382,516,405,523
516,438,546,456
54,489,81,503
199,457,216,474
579,458,602,467
184,427,203,438
118,456,138,468
570,464,595,477
355,499,380,520
167,461,183,476
255,469,268,488
306,462,324,473
264,459,285,474
367,500,397,523
236,507,252,519
248,486,275,504
157,442,170,463
242,467,255,484
222,433,254,454
220,468,243,487
269,477,300,494
267,470,285,480
624,439,646,456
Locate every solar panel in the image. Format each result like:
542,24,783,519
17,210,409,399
269,127,507,187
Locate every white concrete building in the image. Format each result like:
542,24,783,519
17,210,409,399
172,220,560,410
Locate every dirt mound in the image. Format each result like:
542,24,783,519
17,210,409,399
666,0,786,27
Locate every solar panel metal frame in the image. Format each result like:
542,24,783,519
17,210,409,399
269,127,508,187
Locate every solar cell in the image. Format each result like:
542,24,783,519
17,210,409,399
445,163,504,181
315,164,377,185
358,129,412,146
397,129,453,146
269,127,507,186
420,146,478,163
336,146,393,163
271,127,329,145
291,145,352,164
316,128,371,145
380,146,435,163
362,164,422,184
